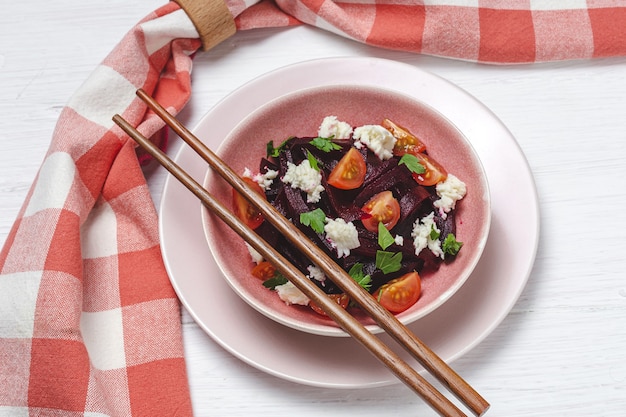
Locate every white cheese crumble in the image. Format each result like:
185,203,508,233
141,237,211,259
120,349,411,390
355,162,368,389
282,160,325,203
353,124,396,160
275,281,310,306
246,243,264,264
434,174,466,218
242,167,254,178
324,217,360,258
411,212,444,259
242,167,279,191
307,265,326,286
318,115,353,139
394,235,404,246
254,169,278,191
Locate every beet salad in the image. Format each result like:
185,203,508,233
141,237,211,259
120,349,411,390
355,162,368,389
232,116,467,316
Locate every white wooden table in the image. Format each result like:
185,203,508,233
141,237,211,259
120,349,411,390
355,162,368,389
2,2,626,416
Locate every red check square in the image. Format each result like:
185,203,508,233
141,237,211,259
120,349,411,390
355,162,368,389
28,338,90,411
479,8,536,63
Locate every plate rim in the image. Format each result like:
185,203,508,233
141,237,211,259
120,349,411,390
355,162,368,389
159,56,540,388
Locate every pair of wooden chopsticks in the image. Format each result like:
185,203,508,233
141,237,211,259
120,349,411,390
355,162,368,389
113,89,490,417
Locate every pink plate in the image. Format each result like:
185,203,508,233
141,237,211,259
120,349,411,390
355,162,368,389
202,85,490,336
159,57,539,388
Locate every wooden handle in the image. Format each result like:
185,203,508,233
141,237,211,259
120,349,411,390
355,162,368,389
174,0,236,50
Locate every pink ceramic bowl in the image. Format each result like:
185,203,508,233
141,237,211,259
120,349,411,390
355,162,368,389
202,85,491,337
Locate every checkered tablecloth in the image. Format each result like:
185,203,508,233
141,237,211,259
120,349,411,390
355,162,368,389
2,1,625,415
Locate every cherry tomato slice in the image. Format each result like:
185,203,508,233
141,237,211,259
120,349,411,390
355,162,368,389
327,147,366,190
310,293,350,317
382,118,427,155
361,191,401,233
410,152,448,186
374,271,421,313
232,177,266,229
251,261,276,280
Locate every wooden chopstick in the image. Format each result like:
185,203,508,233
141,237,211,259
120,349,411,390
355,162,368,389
114,88,490,416
113,114,465,417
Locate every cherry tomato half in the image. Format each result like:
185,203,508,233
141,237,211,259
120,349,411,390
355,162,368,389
361,191,401,233
251,261,276,280
232,177,266,229
374,271,421,313
310,293,350,317
410,151,448,186
327,147,367,190
382,118,427,155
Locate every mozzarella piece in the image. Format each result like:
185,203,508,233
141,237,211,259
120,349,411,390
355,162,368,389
353,124,396,160
434,174,466,218
282,160,325,203
275,281,310,306
324,217,360,258
318,115,353,139
411,212,444,259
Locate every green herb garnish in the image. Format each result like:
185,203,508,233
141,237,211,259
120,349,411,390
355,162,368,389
306,150,320,171
310,136,342,152
429,225,440,241
376,250,403,274
348,263,372,291
299,208,326,234
442,233,463,256
266,138,291,158
262,272,289,290
398,153,426,174
378,222,395,250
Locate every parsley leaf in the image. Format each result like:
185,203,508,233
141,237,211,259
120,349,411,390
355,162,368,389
310,136,342,152
429,225,440,241
376,250,403,274
299,208,326,234
378,222,395,250
348,263,372,291
398,153,426,174
442,233,463,256
262,272,288,290
306,150,320,171
266,138,290,158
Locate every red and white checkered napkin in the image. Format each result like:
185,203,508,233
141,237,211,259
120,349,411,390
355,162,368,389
0,3,200,416
242,0,626,63
1,1,625,416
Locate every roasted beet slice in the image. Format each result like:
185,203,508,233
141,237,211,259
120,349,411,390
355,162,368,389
354,163,413,207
